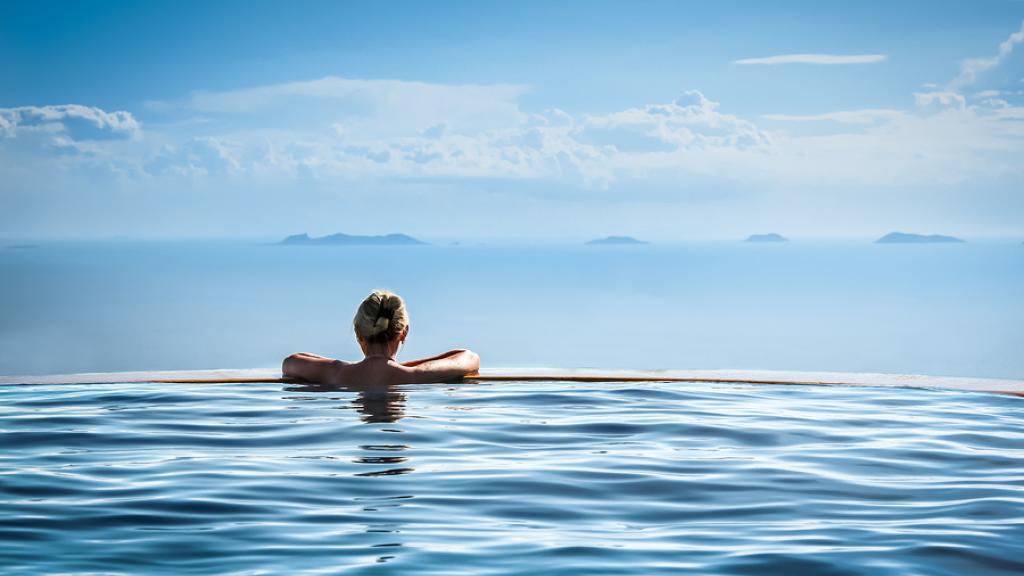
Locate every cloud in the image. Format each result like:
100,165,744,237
763,109,904,124
144,137,245,177
5,77,1024,194
173,75,530,139
578,90,771,151
0,113,13,137
756,25,1024,187
950,20,1024,89
0,105,140,141
752,19,1024,193
132,81,777,186
913,91,967,111
733,54,887,65
768,101,1024,187
3,54,1024,241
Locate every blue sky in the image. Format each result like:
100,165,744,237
2,1,1023,240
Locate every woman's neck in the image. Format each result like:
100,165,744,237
363,343,398,361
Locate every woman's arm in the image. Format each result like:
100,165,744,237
282,352,345,382
405,349,480,383
401,349,469,368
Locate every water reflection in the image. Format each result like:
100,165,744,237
284,382,415,563
284,383,414,475
353,443,413,477
285,382,408,423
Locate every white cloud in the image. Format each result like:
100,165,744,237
753,22,1024,191
0,112,13,137
733,54,887,65
144,137,245,177
763,109,904,124
0,105,140,141
950,20,1024,89
767,102,1024,187
178,75,529,139
3,59,1024,241
128,82,777,186
579,90,771,151
5,79,1024,193
913,91,967,111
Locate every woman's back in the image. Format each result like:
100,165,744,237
282,290,479,386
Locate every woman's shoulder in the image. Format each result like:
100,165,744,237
319,359,361,385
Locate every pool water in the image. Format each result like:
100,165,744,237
2,380,1023,574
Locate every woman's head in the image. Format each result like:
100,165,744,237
353,290,409,345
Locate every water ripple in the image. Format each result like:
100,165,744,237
1,381,1022,574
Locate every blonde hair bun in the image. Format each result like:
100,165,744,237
353,290,408,343
371,316,390,335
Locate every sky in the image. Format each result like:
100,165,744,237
1,0,1023,241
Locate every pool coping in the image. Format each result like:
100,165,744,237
1,367,1021,396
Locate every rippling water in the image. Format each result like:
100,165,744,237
2,380,1023,574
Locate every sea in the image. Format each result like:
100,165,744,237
0,238,1021,378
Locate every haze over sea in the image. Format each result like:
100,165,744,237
1,238,1020,379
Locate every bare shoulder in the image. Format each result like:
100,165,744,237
282,353,350,383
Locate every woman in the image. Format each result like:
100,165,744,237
282,290,480,386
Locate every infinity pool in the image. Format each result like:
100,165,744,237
2,379,1022,574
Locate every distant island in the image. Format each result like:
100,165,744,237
586,236,648,245
280,233,427,246
876,232,965,244
745,233,788,243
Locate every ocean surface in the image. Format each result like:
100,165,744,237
0,239,1021,379
1,379,1022,574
